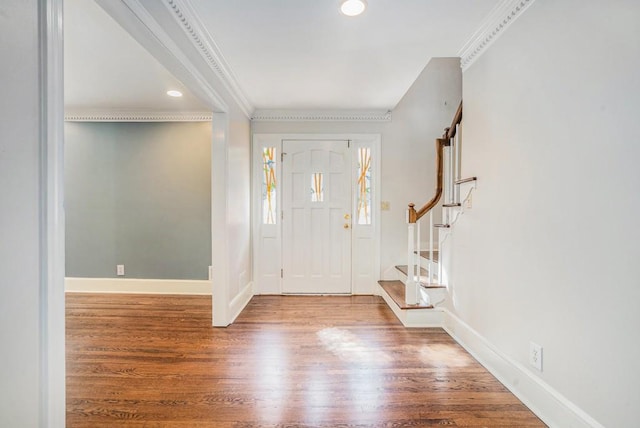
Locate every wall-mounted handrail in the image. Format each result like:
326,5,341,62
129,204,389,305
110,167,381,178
408,101,463,223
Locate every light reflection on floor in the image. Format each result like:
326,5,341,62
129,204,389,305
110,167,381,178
414,342,473,368
252,330,287,423
303,366,331,426
250,328,474,424
316,327,390,421
316,327,393,365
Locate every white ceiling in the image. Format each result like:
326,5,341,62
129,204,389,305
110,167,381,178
64,0,208,113
64,0,502,114
189,0,500,110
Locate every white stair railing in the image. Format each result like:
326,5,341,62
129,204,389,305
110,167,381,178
405,102,463,305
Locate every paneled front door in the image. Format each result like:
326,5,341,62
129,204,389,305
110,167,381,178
281,140,352,293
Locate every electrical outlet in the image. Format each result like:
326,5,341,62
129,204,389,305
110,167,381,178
529,342,543,371
116,264,125,276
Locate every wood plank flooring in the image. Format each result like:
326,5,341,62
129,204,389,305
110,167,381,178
66,294,546,427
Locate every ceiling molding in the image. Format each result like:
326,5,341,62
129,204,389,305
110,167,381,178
96,0,229,113
458,0,536,72
163,0,254,117
251,110,392,122
64,110,213,122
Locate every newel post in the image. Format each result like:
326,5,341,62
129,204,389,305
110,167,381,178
407,203,418,224
406,203,418,305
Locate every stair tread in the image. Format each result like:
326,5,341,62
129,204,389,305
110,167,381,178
415,250,439,262
395,265,428,276
421,283,447,289
378,280,433,310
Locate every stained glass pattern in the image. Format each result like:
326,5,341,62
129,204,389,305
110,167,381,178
357,148,372,224
311,173,324,202
262,147,277,224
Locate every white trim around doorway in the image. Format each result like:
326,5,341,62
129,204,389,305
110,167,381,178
252,133,381,296
41,0,66,425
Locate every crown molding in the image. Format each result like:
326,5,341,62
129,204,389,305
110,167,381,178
251,109,392,122
458,0,537,72
64,110,213,122
96,0,229,113
163,0,254,117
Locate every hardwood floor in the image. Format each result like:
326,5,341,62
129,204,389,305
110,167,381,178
66,294,546,427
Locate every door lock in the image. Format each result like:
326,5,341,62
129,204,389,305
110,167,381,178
344,214,351,220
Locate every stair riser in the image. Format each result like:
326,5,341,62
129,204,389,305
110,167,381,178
419,287,447,307
396,268,439,285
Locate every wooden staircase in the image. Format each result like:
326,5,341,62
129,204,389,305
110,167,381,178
377,101,476,327
378,250,448,326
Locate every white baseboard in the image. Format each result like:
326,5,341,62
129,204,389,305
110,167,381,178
376,285,601,427
228,281,254,323
442,310,604,428
65,277,212,295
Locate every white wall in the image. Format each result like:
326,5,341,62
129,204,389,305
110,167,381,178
450,1,640,426
0,1,65,426
0,4,41,424
226,106,252,300
382,58,461,274
210,103,252,326
253,58,462,276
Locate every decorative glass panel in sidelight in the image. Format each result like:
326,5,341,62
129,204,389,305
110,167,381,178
262,147,277,224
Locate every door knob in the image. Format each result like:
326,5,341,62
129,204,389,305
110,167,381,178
344,223,350,229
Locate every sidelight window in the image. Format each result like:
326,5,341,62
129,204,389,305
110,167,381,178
262,147,277,224
357,147,372,224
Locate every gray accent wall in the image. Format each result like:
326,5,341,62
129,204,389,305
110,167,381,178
65,121,212,280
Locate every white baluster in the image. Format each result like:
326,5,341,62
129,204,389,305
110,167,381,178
429,211,434,285
416,219,421,286
449,138,455,204
438,227,443,286
455,123,461,202
406,222,418,305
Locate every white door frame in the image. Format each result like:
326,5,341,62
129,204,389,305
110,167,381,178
252,133,381,295
42,1,66,425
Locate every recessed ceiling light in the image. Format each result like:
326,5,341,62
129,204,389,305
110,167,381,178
166,90,183,97
340,0,367,16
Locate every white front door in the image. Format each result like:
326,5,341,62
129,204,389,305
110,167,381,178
282,140,352,293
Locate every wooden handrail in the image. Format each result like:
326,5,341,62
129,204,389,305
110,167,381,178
408,101,462,224
445,101,463,140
